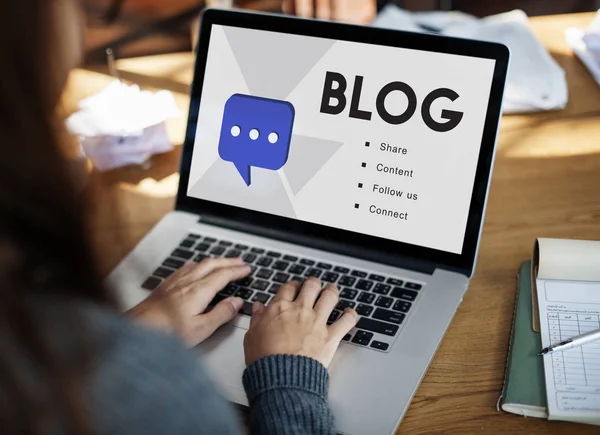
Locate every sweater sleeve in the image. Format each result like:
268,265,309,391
242,355,335,435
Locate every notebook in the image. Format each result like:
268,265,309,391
534,238,600,425
500,260,547,418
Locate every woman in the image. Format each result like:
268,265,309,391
0,1,358,434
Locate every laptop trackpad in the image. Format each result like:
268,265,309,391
198,324,248,403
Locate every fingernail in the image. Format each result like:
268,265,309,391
231,297,243,311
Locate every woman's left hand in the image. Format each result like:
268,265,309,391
128,258,250,347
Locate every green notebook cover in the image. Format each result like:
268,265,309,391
500,260,547,418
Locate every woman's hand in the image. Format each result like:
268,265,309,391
282,0,377,24
129,258,250,347
244,278,358,368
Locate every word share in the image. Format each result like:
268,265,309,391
218,94,295,186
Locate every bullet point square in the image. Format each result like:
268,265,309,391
358,183,363,188
365,141,370,147
361,162,366,168
355,204,360,209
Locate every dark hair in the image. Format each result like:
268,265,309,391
0,1,112,433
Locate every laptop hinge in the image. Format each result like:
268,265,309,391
197,214,439,275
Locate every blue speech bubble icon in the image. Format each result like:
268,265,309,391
218,94,295,186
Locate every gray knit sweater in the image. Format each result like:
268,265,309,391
9,299,336,435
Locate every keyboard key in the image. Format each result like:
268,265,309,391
375,296,393,308
195,243,211,253
256,257,273,267
180,239,195,248
391,288,418,302
321,272,339,283
356,318,399,336
267,251,281,258
317,262,332,270
210,293,227,305
355,279,373,291
172,248,194,260
373,283,391,295
222,284,239,296
153,267,175,278
352,330,374,346
273,272,291,283
327,310,341,324
392,300,412,313
283,255,298,262
241,301,254,316
251,280,270,291
336,300,356,310
256,269,274,279
141,277,162,290
203,237,217,243
218,240,233,247
351,270,367,278
357,292,375,304
386,278,403,286
334,266,350,274
251,292,270,304
300,258,315,266
338,276,356,287
342,333,352,342
340,288,358,300
235,244,249,250
405,282,423,291
194,253,208,263
291,276,304,283
370,341,389,351
373,308,405,325
356,304,374,317
289,264,306,274
225,249,242,258
210,246,226,256
242,253,257,263
163,258,185,269
272,261,290,271
305,268,322,278
236,277,253,287
188,234,201,240
268,283,281,294
369,274,385,282
251,247,265,254
235,288,254,300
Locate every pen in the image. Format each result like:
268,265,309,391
106,48,121,82
538,327,600,355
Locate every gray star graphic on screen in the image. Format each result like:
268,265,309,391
283,135,344,195
223,26,336,100
188,158,297,218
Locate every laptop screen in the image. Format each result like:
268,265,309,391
186,24,496,255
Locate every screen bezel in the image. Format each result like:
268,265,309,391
176,8,509,275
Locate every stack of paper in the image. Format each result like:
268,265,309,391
565,10,600,86
373,6,569,114
67,81,180,171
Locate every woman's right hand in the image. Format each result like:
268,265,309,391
244,278,358,368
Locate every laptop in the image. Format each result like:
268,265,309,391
107,9,509,435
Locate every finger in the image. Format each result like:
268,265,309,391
194,297,244,342
315,0,332,20
249,302,266,328
295,277,323,307
272,280,301,303
186,265,251,308
328,308,359,342
282,0,294,14
314,284,339,320
180,257,246,284
161,261,196,285
295,0,313,18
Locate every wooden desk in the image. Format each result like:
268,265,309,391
64,12,600,435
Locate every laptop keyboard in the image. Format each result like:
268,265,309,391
140,233,425,353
